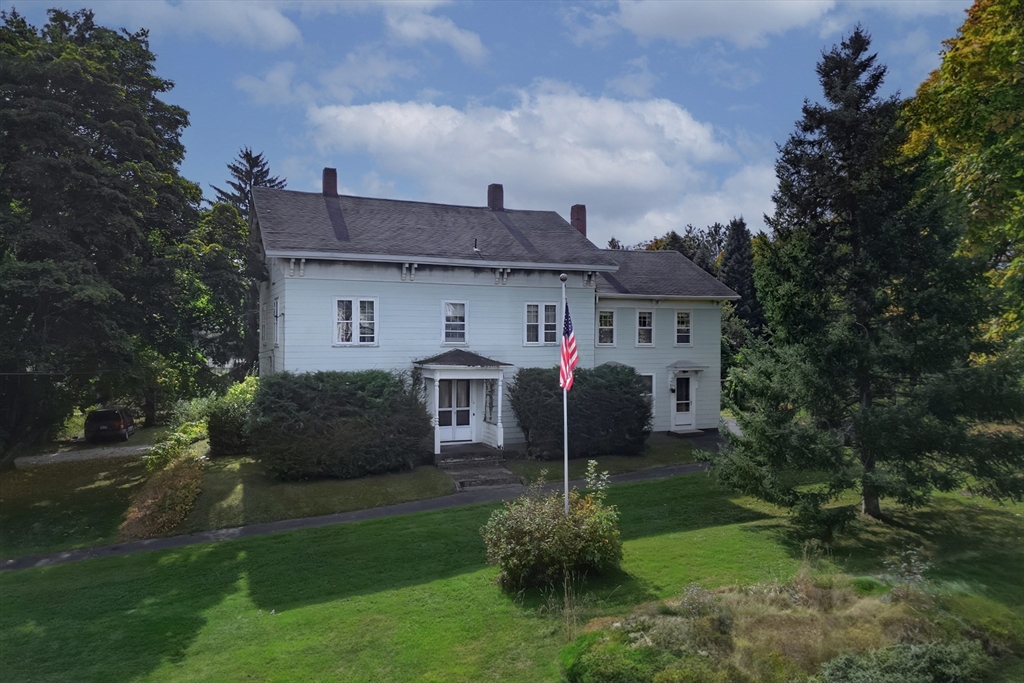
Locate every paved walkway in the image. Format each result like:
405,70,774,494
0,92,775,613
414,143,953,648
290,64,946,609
0,460,712,572
14,444,152,468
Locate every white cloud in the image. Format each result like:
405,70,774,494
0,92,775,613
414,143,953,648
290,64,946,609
236,51,416,105
693,54,762,90
236,62,315,104
98,0,303,49
606,56,657,98
305,82,770,245
319,51,417,103
580,0,835,49
384,6,488,64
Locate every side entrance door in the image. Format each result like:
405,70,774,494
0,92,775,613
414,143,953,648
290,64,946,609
438,379,473,441
672,375,694,430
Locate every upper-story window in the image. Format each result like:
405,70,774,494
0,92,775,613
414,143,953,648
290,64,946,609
597,310,615,346
637,310,654,346
335,297,377,345
675,311,692,345
443,301,467,345
525,303,558,345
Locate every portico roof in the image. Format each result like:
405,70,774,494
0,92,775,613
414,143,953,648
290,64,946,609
414,349,511,368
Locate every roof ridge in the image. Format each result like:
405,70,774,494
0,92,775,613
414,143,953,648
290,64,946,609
254,186,560,215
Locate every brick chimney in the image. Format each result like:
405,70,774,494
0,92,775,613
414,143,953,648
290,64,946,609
487,183,504,211
571,204,586,237
323,167,338,197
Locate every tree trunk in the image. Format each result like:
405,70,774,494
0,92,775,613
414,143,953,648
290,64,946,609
143,387,158,427
861,476,883,519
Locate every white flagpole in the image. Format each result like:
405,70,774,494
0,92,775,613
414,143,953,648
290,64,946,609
561,274,569,516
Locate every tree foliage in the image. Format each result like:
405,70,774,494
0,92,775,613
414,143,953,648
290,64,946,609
713,28,1024,538
718,217,762,333
905,0,1024,340
637,223,726,276
0,9,204,453
210,147,285,221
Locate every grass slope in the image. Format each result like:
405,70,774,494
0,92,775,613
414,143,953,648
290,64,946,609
1,475,1020,682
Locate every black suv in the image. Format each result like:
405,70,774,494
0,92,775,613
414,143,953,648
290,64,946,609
84,408,136,442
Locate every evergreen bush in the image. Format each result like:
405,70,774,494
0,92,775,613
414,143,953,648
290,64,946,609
208,376,257,456
509,364,652,459
481,462,622,590
248,370,432,480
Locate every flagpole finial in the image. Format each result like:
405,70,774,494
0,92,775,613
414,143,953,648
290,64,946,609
559,273,567,282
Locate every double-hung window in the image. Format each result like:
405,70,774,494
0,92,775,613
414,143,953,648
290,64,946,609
637,310,654,346
597,310,615,346
525,303,558,345
443,301,467,345
335,297,377,345
675,311,692,345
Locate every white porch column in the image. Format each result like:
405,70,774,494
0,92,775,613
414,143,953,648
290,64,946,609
496,371,505,450
432,371,441,455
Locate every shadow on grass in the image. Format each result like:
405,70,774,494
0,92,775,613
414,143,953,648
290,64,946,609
242,473,772,613
0,542,245,683
741,494,1024,609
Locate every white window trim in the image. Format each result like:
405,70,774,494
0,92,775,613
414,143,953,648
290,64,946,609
640,373,655,415
674,309,693,347
441,300,469,346
333,296,379,346
524,302,559,346
596,309,616,347
273,297,280,347
636,309,655,347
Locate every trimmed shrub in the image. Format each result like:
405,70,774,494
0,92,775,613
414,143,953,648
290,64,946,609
509,364,652,459
208,376,257,456
120,451,206,540
168,393,219,429
481,462,622,590
248,370,432,480
810,640,989,683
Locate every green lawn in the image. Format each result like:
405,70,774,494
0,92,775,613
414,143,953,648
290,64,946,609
504,435,700,482
0,458,148,558
179,457,456,534
1,474,1020,683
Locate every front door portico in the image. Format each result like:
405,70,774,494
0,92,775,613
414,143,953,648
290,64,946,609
414,349,512,455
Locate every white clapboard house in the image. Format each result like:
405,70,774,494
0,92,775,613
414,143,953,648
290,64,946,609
252,169,738,454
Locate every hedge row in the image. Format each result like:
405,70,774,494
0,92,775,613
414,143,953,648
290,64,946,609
509,364,652,459
248,370,432,480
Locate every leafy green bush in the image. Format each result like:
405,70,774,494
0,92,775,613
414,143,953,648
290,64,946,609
248,370,432,480
561,632,675,683
810,641,989,683
509,364,652,459
481,462,622,590
142,420,208,472
208,376,257,456
168,393,219,430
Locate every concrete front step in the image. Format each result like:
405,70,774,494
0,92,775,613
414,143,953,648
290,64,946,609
437,455,505,470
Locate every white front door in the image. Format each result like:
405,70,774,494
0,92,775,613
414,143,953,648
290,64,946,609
672,375,694,429
438,379,473,442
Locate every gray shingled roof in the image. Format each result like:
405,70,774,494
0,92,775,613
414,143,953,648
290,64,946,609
597,249,739,299
414,350,511,367
252,187,618,269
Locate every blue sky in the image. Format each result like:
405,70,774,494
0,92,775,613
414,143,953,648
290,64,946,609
14,0,971,247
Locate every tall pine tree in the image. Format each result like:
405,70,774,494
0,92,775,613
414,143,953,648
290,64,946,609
210,147,285,220
718,217,762,332
712,28,1024,538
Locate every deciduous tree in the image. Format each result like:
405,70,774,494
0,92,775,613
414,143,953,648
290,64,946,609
0,9,201,454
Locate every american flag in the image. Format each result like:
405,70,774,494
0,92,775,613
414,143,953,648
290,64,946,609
559,301,579,391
